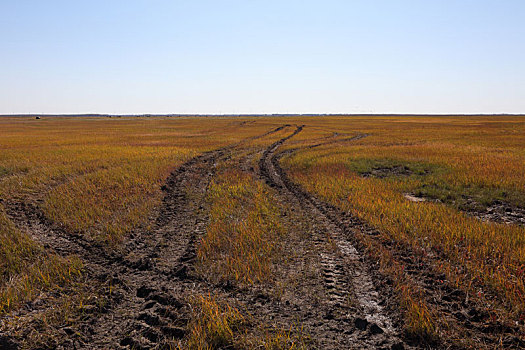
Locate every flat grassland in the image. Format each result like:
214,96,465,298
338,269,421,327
0,116,524,349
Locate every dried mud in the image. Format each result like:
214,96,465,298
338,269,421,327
461,199,525,226
403,194,525,226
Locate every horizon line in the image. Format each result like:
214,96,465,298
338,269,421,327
2,113,525,118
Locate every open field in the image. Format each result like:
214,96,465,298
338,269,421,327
1,116,524,349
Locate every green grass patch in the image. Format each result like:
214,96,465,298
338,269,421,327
348,158,444,178
415,182,525,212
348,157,525,214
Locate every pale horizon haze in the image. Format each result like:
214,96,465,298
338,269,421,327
1,1,524,115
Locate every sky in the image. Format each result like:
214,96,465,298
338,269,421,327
1,1,524,114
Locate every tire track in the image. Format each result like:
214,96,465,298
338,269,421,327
272,128,525,348
1,149,226,349
1,125,290,349
259,126,405,349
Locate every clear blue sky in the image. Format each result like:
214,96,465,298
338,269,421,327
1,1,524,114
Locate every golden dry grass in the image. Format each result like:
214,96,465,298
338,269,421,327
0,116,279,319
0,117,274,243
2,115,524,347
195,126,296,285
281,116,525,340
197,167,285,285
183,294,307,350
185,294,246,350
0,208,82,314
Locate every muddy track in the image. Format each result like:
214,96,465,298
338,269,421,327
1,150,226,349
88,148,227,350
259,126,406,349
3,122,523,349
263,128,525,349
9,123,509,349
1,126,288,349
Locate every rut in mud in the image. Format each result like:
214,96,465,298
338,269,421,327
2,125,409,349
258,126,405,349
262,129,395,329
265,127,525,349
0,126,295,349
2,148,230,349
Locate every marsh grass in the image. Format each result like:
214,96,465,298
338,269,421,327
186,295,247,350
0,167,9,178
348,157,445,178
0,117,276,242
197,166,285,285
2,116,524,347
415,182,525,211
282,116,525,341
349,156,525,213
0,206,82,314
184,295,308,350
0,117,284,339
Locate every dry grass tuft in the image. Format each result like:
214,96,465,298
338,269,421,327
186,294,246,350
197,167,285,285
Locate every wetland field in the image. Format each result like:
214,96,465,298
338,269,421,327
1,115,524,349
